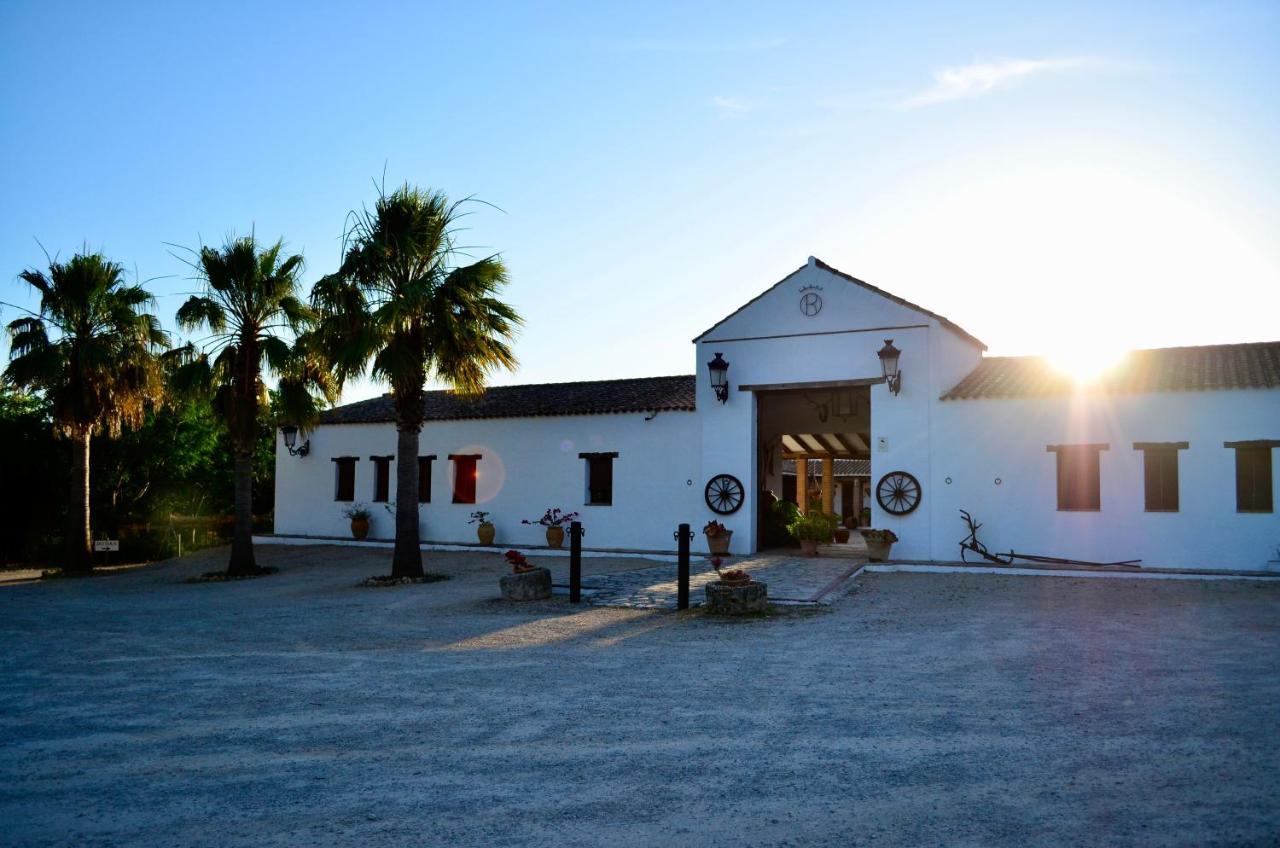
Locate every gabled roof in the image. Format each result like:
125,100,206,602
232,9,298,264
941,341,1280,400
319,375,696,424
693,256,987,351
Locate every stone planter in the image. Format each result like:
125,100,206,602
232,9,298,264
545,526,565,549
350,517,369,540
705,580,768,615
476,522,496,545
799,539,819,557
865,540,893,562
706,530,733,555
500,567,552,601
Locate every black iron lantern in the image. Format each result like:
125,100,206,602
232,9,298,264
877,339,902,396
280,424,309,457
707,352,730,403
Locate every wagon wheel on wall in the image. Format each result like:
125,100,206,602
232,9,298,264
876,471,921,516
704,474,745,515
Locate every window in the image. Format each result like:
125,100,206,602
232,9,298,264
1134,442,1187,512
1227,441,1276,513
580,452,617,505
333,457,356,502
1047,444,1107,511
418,455,436,503
449,454,480,504
370,455,392,502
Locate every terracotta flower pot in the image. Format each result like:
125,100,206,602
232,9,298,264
834,527,851,544
799,539,819,557
706,529,733,555
476,522,496,545
865,540,893,563
545,525,565,549
350,517,369,540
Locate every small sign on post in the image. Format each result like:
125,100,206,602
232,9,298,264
93,540,120,552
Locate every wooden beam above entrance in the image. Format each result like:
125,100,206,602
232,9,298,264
738,377,884,392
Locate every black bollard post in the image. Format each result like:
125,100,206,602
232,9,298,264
676,523,692,610
569,521,583,603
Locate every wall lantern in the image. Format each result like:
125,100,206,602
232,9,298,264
280,424,310,457
877,339,902,396
708,352,730,403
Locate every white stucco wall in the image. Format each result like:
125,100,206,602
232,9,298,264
930,389,1280,570
693,258,984,557
273,256,1277,571
274,410,702,552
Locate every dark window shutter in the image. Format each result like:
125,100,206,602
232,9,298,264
1056,447,1101,511
418,456,434,503
334,458,356,502
586,456,613,505
1143,449,1179,511
1236,446,1274,512
372,457,390,503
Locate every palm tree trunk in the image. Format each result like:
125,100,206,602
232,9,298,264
66,429,92,575
391,426,424,578
226,451,257,576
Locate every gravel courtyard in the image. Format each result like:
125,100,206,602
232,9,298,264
2,545,1278,847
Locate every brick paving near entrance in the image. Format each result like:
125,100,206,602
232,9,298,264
569,544,866,609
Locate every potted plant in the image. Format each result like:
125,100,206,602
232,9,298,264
788,510,832,557
499,549,551,600
833,520,851,544
522,508,579,549
470,510,496,545
860,528,899,563
705,556,768,614
343,504,372,540
703,520,733,555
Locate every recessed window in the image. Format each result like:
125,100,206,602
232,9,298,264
1227,441,1275,513
1047,444,1107,511
1134,442,1187,512
370,455,392,502
333,457,357,502
580,452,617,506
418,455,436,503
449,454,480,504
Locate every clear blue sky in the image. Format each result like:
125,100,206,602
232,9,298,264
2,1,1277,401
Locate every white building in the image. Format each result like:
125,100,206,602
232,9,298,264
274,257,1280,571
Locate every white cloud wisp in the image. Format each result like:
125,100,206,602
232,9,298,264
902,57,1096,108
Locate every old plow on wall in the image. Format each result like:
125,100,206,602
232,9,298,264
958,509,1142,569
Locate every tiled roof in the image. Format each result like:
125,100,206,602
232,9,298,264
941,341,1280,401
320,375,696,424
782,458,871,476
694,257,987,351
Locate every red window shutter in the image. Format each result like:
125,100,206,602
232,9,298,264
452,456,478,504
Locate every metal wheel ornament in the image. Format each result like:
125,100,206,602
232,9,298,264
704,474,745,515
876,471,921,516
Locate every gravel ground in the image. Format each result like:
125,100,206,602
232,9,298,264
2,544,1279,847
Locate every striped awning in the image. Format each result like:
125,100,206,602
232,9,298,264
782,458,871,477
780,432,870,456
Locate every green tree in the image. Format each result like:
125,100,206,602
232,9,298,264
312,185,521,578
171,235,335,577
4,252,167,574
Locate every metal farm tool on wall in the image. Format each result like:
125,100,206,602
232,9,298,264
957,509,1141,569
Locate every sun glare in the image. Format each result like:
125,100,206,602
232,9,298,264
1046,344,1127,386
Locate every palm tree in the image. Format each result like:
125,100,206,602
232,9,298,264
312,184,521,578
4,252,167,574
171,235,336,577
